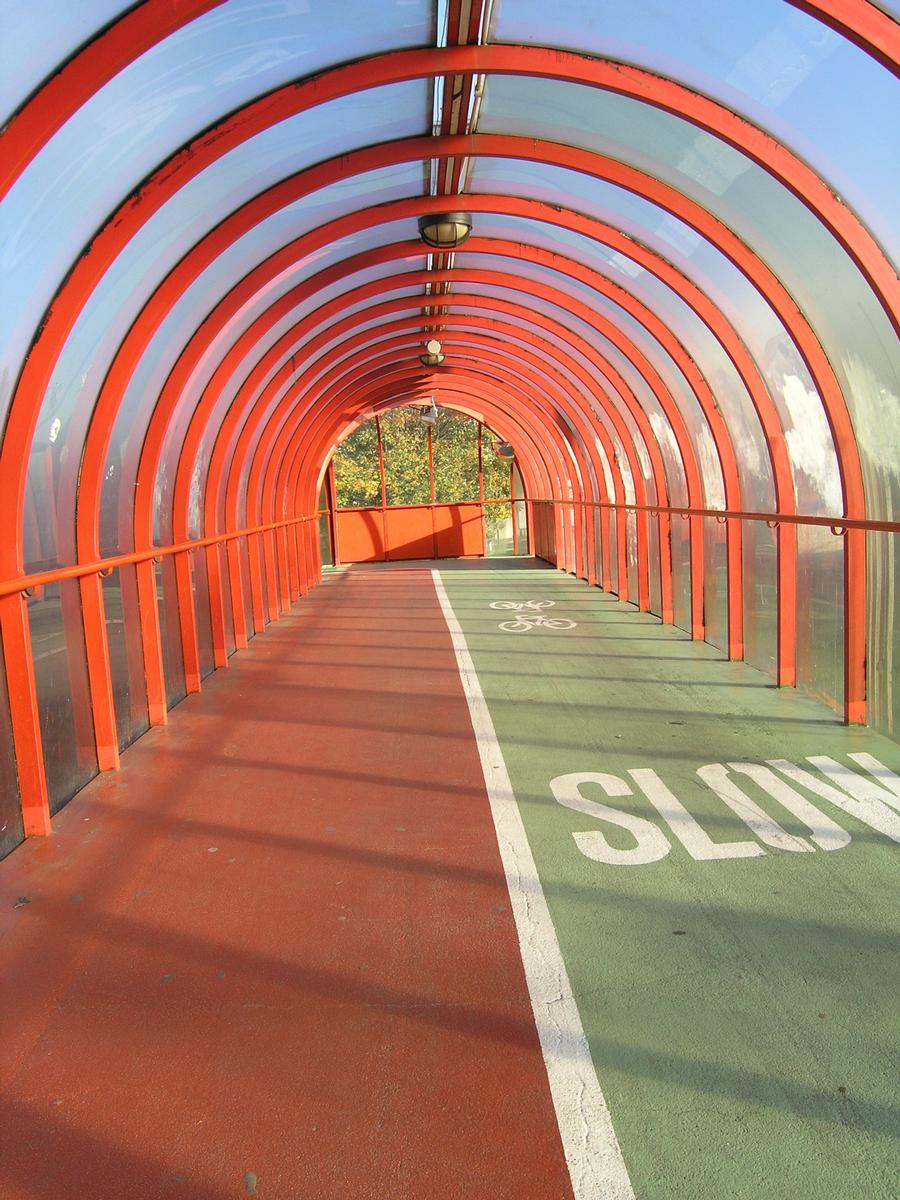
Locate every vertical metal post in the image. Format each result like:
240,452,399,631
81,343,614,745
0,591,51,835
206,544,230,668
79,572,120,769
174,551,201,693
135,558,167,726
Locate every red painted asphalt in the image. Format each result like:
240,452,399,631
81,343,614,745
0,568,573,1199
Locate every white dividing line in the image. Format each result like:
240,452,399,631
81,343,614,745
431,570,634,1200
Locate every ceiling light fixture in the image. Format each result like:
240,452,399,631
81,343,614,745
419,337,445,367
417,212,472,250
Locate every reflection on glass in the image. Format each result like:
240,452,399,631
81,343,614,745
29,580,98,813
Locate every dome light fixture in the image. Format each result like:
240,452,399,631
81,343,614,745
418,212,472,250
419,337,445,367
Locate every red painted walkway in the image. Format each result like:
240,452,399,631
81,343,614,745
0,568,573,1199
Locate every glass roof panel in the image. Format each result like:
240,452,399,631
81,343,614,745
468,211,773,509
454,246,725,506
28,165,423,565
2,78,430,430
491,0,900,257
453,279,689,505
1,0,130,122
476,80,897,516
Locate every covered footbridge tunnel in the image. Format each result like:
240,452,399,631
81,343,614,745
1,3,899,1197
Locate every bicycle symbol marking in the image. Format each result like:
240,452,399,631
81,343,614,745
489,599,577,633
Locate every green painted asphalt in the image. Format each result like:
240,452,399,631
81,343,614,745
439,565,900,1200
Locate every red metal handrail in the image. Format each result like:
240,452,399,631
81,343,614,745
0,511,330,599
531,498,900,535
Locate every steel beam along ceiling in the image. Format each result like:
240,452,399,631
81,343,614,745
0,0,897,843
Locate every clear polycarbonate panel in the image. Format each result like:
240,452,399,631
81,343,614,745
191,550,215,680
468,155,802,511
155,560,187,710
670,517,691,633
742,519,777,680
432,412,480,503
206,251,428,531
0,627,25,861
319,516,333,568
192,283,424,540
449,309,647,506
25,93,429,559
102,565,150,753
514,499,528,554
625,512,638,602
333,422,382,509
467,195,772,510
795,524,844,713
238,539,254,644
454,251,709,502
606,509,619,596
647,514,661,617
451,279,688,507
478,77,895,519
867,531,899,741
95,217,423,547
703,517,728,654
491,0,900,259
1,0,431,424
1,0,129,122
485,505,514,556
380,410,431,506
28,583,98,814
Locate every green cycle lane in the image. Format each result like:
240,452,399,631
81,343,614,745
438,564,899,1200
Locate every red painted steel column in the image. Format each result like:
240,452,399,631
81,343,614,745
206,544,230,668
247,534,267,634
135,560,167,726
0,593,51,835
227,540,249,649
845,527,866,723
79,574,121,769
174,553,202,694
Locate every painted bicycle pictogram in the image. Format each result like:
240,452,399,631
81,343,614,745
489,599,577,633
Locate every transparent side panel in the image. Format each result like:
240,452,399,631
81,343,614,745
102,565,150,752
239,539,254,645
333,423,382,508
191,550,215,681
670,517,691,633
0,626,25,860
216,546,236,659
795,524,843,714
514,500,529,557
626,512,639,602
319,515,334,568
742,520,777,680
648,514,661,617
866,530,899,743
155,560,187,710
380,409,431,505
432,412,480,503
703,517,728,654
29,582,98,814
